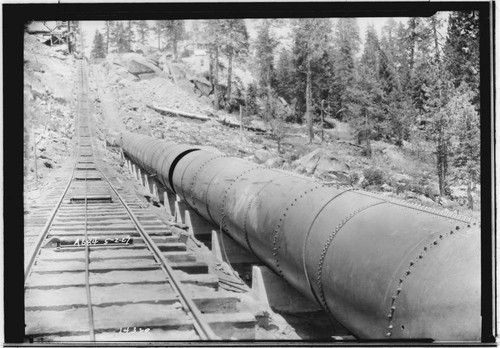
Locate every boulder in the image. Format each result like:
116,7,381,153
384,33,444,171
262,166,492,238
381,183,392,192
118,53,163,76
438,196,451,207
265,157,285,168
298,148,349,176
168,63,187,80
450,185,469,199
254,149,273,164
116,67,130,78
190,77,212,97
392,173,413,183
418,194,436,204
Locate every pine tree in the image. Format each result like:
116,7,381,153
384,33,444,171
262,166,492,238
201,20,226,110
444,11,480,106
275,48,295,104
245,83,258,116
90,30,106,59
421,66,453,197
127,20,135,51
221,19,249,110
254,19,278,111
104,21,114,54
164,20,185,61
110,21,129,53
135,20,150,46
153,21,168,50
292,18,332,143
67,21,81,54
329,18,360,121
352,25,385,156
449,84,480,209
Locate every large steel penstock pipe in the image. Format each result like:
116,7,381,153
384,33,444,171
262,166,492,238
118,131,481,341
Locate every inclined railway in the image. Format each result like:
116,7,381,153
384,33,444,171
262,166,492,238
24,60,250,341
24,59,482,342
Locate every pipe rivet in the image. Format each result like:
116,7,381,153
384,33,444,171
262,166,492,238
455,226,460,230
392,296,396,300
396,287,402,293
433,241,437,245
406,271,410,276
386,332,392,337
387,314,392,319
423,247,427,251
388,325,394,329
399,279,403,284
391,306,396,311
439,235,443,239
410,261,414,266
418,255,423,259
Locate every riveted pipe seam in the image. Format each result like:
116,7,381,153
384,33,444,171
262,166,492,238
117,132,481,341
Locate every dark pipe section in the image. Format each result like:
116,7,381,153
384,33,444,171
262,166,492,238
168,149,200,194
118,131,481,341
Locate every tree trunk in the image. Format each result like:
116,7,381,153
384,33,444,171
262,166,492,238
431,16,440,61
33,131,38,183
267,69,272,110
239,104,243,138
106,23,110,54
173,36,178,61
244,89,248,120
408,19,417,75
320,100,325,142
226,48,233,111
306,58,313,143
67,22,71,54
467,177,473,210
365,109,372,158
208,50,213,86
214,47,219,110
79,24,84,54
128,20,132,51
24,123,30,178
436,129,448,197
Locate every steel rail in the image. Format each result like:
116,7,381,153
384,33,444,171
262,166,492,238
83,162,96,341
24,166,77,281
80,60,96,341
80,60,216,340
24,61,87,280
97,167,219,340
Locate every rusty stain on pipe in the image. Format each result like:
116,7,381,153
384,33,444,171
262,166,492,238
118,131,481,341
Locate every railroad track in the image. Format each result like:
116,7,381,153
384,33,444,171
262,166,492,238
24,60,256,341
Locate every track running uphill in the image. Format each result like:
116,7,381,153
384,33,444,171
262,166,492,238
24,60,255,342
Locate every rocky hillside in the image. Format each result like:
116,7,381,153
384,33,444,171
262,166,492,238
88,52,480,219
24,33,78,191
22,35,480,219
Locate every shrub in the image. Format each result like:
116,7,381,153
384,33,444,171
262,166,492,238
363,167,385,186
350,171,360,185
